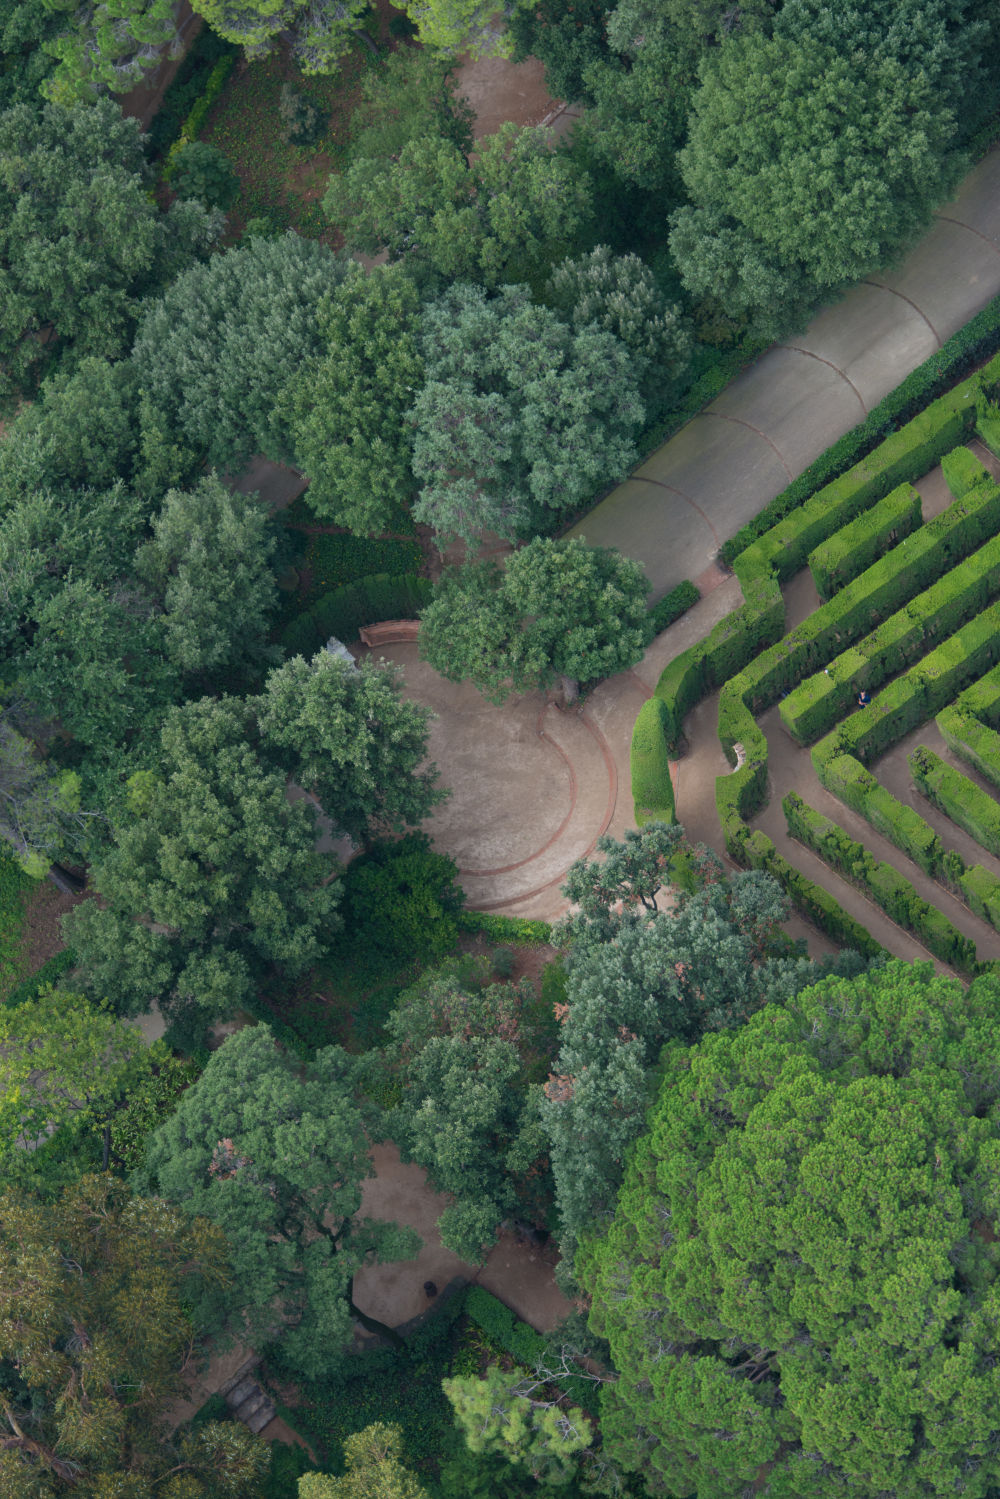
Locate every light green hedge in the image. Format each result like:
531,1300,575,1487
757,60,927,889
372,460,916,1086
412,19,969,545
909,744,1000,860
631,698,675,826
941,443,991,498
739,825,884,958
807,482,922,600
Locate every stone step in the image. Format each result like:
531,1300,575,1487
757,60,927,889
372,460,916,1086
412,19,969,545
225,1376,259,1410
244,1397,277,1435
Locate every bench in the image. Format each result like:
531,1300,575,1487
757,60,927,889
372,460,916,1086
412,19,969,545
359,620,421,648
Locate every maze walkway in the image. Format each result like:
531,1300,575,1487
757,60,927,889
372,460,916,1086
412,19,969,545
567,147,1000,598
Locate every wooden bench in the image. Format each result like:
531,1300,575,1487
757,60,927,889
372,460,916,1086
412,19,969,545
359,619,421,648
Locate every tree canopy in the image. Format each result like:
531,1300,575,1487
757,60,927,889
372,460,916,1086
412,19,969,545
42,0,184,103
137,1024,419,1379
419,538,651,699
409,287,643,544
582,959,1000,1499
0,99,219,398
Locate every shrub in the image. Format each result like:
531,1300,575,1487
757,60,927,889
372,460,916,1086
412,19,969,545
278,83,326,146
167,141,240,209
457,912,552,944
490,946,516,979
807,482,922,600
941,443,991,497
630,698,675,826
281,573,432,657
343,833,463,967
145,30,237,159
648,579,699,634
909,745,1000,861
296,533,421,604
740,826,883,957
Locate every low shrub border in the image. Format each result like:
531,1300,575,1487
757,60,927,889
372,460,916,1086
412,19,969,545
146,29,239,161
938,661,1000,788
456,912,552,945
630,698,675,827
648,579,699,635
719,293,1000,566
738,825,884,959
783,792,977,971
281,572,432,656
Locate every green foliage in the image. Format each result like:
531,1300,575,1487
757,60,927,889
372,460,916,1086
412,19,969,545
630,698,675,826
299,1423,431,1498
445,1367,592,1486
411,284,643,543
0,717,94,877
671,28,963,334
420,538,651,698
42,0,184,103
132,232,348,472
941,441,991,497
457,912,552,945
0,1172,258,1495
284,263,423,534
2,945,76,1010
0,98,220,400
168,140,242,209
134,475,280,685
63,696,340,1034
109,1051,201,1172
281,574,432,656
648,579,699,634
909,744,1000,861
737,827,884,958
254,652,443,843
783,792,976,970
346,47,474,162
0,841,34,997
138,1024,419,1380
279,82,327,145
0,0,61,108
193,0,371,73
719,300,1000,566
145,27,239,158
343,833,462,967
583,959,1000,1498
326,122,593,291
807,482,923,600
292,532,421,603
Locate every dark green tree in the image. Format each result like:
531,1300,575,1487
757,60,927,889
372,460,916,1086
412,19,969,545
0,0,61,108
410,287,643,544
192,0,372,73
669,27,964,334
419,538,651,700
254,651,442,844
167,140,242,210
0,716,93,876
42,0,184,103
299,1424,430,1499
132,232,348,472
134,475,279,685
582,959,1000,1499
0,99,220,398
137,1024,420,1380
345,48,474,162
283,263,424,534
62,696,339,1036
325,123,592,291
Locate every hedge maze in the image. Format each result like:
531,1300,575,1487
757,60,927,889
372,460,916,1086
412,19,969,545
647,345,1000,972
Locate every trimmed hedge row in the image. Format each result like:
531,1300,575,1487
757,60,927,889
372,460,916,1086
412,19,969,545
631,698,676,826
938,662,1000,789
783,792,976,971
464,1286,547,1369
146,29,238,158
814,755,944,876
960,863,1000,932
648,579,700,635
735,825,884,958
807,481,922,601
909,744,1000,860
813,602,1000,771
782,523,1000,746
281,573,432,656
456,912,552,945
718,307,1000,566
941,443,991,498
977,398,1000,458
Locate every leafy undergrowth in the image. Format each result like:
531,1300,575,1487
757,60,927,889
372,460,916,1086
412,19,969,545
200,42,376,241
0,845,37,1000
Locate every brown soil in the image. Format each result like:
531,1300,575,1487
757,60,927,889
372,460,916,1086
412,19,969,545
16,882,86,978
118,1,202,131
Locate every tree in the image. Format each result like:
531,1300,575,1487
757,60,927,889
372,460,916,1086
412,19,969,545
299,1424,430,1499
581,959,1000,1499
0,716,94,876
137,1024,420,1380
325,123,592,291
132,232,348,473
383,958,553,1260
444,1368,593,1486
419,538,651,701
543,830,870,1260
0,987,154,1179
410,286,643,544
283,263,424,534
192,0,371,72
345,49,474,164
0,0,61,108
62,697,340,1037
254,651,442,844
167,140,241,209
0,1172,268,1497
0,99,220,398
42,0,184,103
508,0,615,108
134,476,279,685
669,30,964,335
394,0,520,56
546,245,692,411
342,834,463,967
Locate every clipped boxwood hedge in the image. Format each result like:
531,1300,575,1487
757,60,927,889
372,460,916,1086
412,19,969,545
281,572,432,657
740,825,884,958
807,482,922,601
783,792,976,971
941,443,991,498
631,697,675,826
719,305,1000,566
648,579,700,635
909,744,1000,860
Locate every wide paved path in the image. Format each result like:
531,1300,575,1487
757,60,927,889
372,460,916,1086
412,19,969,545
568,148,1000,598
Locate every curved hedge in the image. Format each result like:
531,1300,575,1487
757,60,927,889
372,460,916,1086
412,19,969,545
281,572,432,657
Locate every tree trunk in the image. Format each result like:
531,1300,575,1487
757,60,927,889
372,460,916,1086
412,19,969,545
560,676,579,706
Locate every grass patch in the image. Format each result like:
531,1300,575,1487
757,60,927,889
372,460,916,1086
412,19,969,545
200,43,378,240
